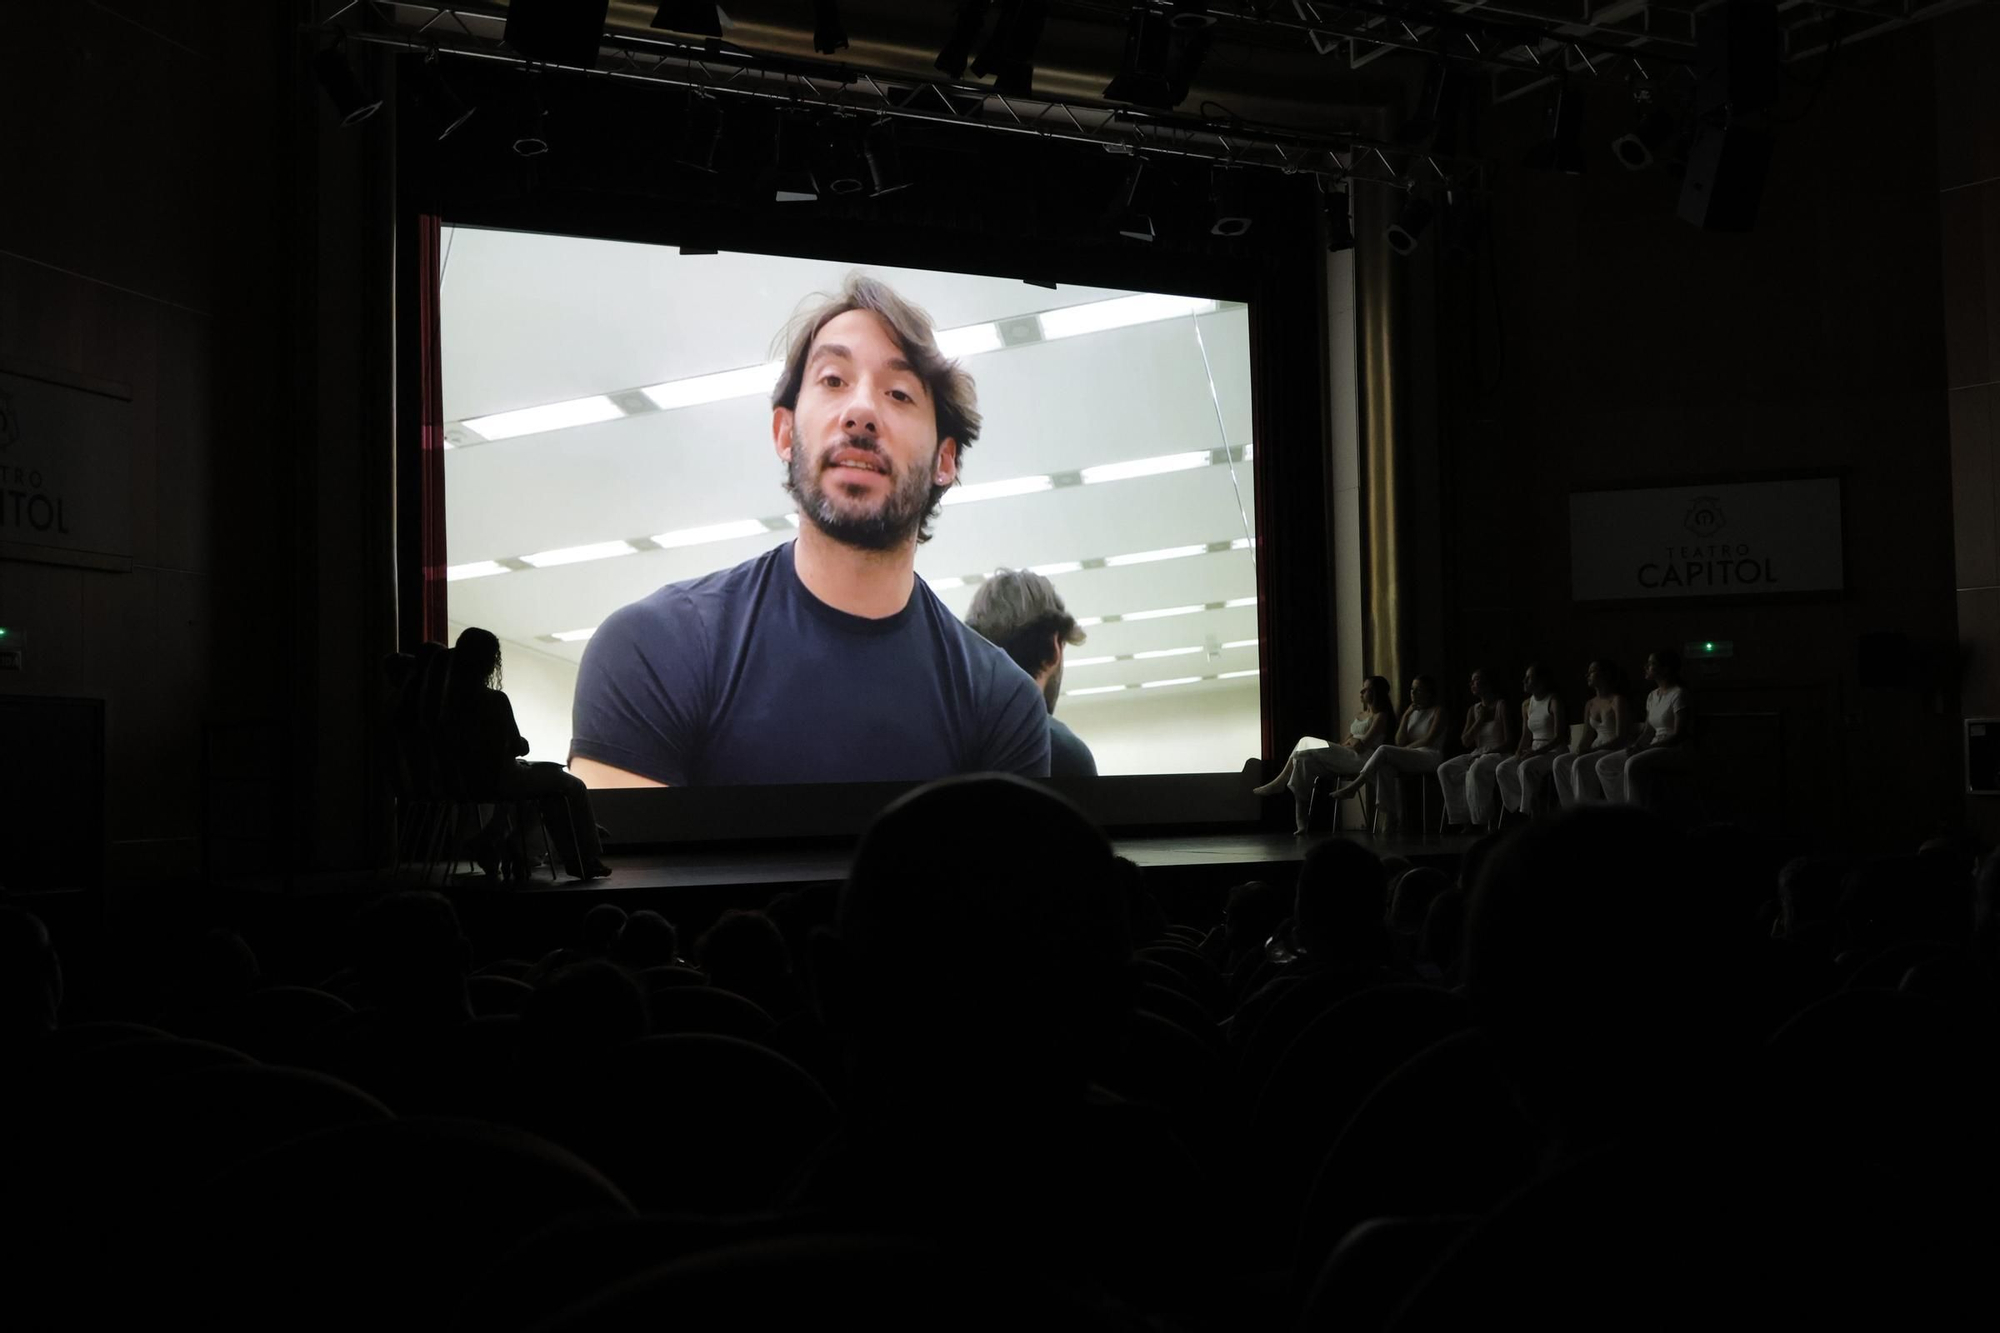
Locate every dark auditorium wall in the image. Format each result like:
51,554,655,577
0,3,394,892
1423,29,1959,849
1936,2,2000,845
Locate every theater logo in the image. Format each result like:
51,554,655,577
0,364,132,565
1568,478,1843,602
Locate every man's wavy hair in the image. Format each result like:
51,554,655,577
964,569,1088,679
770,273,982,544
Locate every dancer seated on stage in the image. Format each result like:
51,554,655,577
1252,675,1395,835
1437,667,1513,834
1596,648,1694,813
1323,675,1446,831
445,628,612,881
1553,659,1630,805
1495,663,1566,821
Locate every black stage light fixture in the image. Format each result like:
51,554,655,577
769,110,821,201
505,0,611,68
1386,194,1434,255
1208,166,1252,237
863,118,913,195
813,0,848,55
313,35,382,127
1322,186,1356,252
936,0,992,78
511,76,551,156
822,116,868,194
1611,89,1674,171
1168,2,1216,29
1104,7,1174,107
675,91,725,171
1108,160,1154,242
414,51,477,141
653,2,725,37
1524,80,1586,174
971,0,1047,96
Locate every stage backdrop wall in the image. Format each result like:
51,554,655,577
1428,27,1959,850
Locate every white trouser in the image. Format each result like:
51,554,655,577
1551,751,1584,807
1438,751,1505,826
1495,750,1562,815
1566,748,1617,804
1350,744,1445,820
1287,740,1367,828
1615,744,1696,813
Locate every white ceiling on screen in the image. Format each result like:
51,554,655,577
440,232,1259,696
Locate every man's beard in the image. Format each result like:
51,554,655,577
788,436,936,552
1042,659,1063,714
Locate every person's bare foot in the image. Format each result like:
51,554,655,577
1327,779,1363,802
1252,780,1287,798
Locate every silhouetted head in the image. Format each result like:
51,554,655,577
1114,857,1168,948
1464,806,1747,1153
1223,880,1287,959
695,910,793,1004
1293,839,1391,965
1362,675,1393,714
451,626,502,691
581,903,629,955
1390,866,1452,937
349,890,472,1020
0,906,62,1039
1644,647,1681,687
963,568,1086,713
168,927,261,1011
612,910,680,969
517,959,651,1073
821,774,1130,1109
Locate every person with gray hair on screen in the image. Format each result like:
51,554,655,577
963,569,1098,777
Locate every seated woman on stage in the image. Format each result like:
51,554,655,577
444,628,612,881
1323,675,1447,832
1494,663,1565,821
1253,675,1396,835
1437,667,1513,834
1596,647,1694,812
1554,659,1630,805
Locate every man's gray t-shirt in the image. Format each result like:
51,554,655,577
1048,716,1098,778
569,541,1051,786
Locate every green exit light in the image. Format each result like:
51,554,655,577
0,627,9,637
1685,639,1734,660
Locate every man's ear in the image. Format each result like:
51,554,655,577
933,436,959,486
773,406,795,465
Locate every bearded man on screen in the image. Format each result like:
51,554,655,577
568,274,1050,788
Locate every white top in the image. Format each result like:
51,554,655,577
1405,705,1441,750
1525,694,1558,743
1472,708,1509,755
1646,686,1689,741
1350,713,1376,739
1589,703,1619,743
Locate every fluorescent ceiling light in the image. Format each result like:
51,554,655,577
1141,676,1203,689
943,474,1054,506
1079,452,1212,485
441,440,456,451
935,322,1004,357
1105,545,1209,568
651,518,770,549
446,560,510,582
519,540,636,569
929,575,967,591
552,627,597,643
1076,616,1104,627
640,360,783,411
1066,655,1117,667
1038,293,1218,341
1029,560,1084,576
1124,605,1206,622
1243,444,1253,461
1218,669,1260,680
463,395,623,441
1066,684,1128,696
1225,596,1258,608
1230,537,1253,550
1223,638,1259,650
1134,646,1202,659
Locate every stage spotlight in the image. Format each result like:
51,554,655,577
822,116,868,194
768,111,820,201
652,2,725,37
1104,7,1173,107
1109,161,1154,242
863,118,913,195
1386,195,1434,255
675,91,724,171
512,80,550,157
813,0,848,54
971,0,1046,96
936,0,991,78
1321,187,1355,252
312,36,382,127
1208,167,1252,237
505,0,611,67
1168,2,1216,29
1611,89,1674,171
1524,81,1586,174
413,52,477,141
